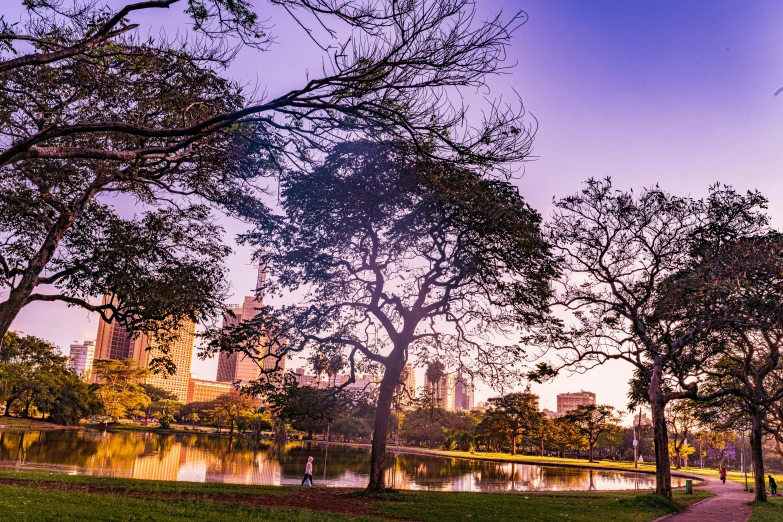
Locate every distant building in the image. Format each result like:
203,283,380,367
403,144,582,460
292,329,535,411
92,295,196,402
556,391,596,415
145,320,196,403
216,266,286,384
633,412,652,427
93,296,149,368
454,373,474,411
68,340,96,379
426,363,456,411
293,368,322,388
187,378,236,404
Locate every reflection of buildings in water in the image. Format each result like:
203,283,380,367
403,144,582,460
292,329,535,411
133,442,181,481
180,442,281,485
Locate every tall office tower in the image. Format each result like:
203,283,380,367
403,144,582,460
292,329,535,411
425,363,456,411
68,340,96,379
556,390,596,415
400,362,416,396
454,373,474,411
93,296,196,401
215,265,286,384
145,319,197,403
93,296,149,372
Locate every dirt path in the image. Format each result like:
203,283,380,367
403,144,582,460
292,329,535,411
0,478,411,520
655,475,753,522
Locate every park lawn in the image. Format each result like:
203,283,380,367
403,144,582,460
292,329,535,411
749,496,783,521
0,471,712,522
368,490,712,522
0,470,286,497
0,483,373,522
0,416,74,430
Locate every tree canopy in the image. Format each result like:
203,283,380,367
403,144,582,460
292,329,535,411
0,0,536,359
204,140,557,490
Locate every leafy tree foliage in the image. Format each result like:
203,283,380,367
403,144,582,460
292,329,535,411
206,141,556,489
212,393,253,435
484,392,543,456
92,358,150,420
0,332,100,424
540,178,769,498
0,0,535,356
562,405,621,463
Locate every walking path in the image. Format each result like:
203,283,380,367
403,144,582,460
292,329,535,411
656,474,753,522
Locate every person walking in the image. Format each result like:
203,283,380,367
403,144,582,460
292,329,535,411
301,456,314,486
719,467,727,484
769,475,778,495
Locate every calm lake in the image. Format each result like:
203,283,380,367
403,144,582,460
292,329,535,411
0,429,690,492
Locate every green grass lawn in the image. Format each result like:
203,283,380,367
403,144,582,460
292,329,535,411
0,416,74,430
0,471,712,522
368,490,711,522
749,496,783,521
0,483,369,522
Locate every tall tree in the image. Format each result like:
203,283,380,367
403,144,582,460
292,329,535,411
485,392,543,456
0,331,68,416
563,404,621,463
205,141,556,490
0,0,535,347
92,358,150,420
665,401,699,470
539,179,769,498
680,234,783,501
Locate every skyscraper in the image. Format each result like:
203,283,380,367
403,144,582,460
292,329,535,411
68,340,96,379
425,363,456,411
145,320,196,403
454,373,474,411
92,295,196,401
215,265,286,384
93,295,149,370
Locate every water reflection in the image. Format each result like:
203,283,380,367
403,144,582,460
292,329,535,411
0,430,690,491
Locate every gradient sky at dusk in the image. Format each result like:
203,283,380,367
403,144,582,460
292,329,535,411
8,1,783,419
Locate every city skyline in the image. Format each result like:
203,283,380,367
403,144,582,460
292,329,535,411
7,0,783,422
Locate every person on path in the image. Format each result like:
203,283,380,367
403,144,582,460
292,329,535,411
769,475,778,495
719,467,727,484
301,456,314,486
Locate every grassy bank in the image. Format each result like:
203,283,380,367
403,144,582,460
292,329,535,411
0,416,75,430
0,471,711,522
749,497,783,521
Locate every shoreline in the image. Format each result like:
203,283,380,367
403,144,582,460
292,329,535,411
314,441,706,481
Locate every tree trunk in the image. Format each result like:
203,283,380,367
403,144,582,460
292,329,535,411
0,212,76,338
540,439,545,457
649,365,672,499
367,355,405,491
511,433,517,456
589,444,594,463
750,409,767,502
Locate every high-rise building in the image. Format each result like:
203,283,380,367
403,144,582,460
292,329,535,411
93,295,196,402
145,320,196,403
94,296,149,369
68,340,96,379
399,362,416,398
216,265,286,384
426,363,456,411
454,373,474,411
556,391,596,415
186,378,236,403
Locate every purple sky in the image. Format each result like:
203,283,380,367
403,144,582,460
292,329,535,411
8,1,783,418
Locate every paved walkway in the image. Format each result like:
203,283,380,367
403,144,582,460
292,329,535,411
656,475,753,522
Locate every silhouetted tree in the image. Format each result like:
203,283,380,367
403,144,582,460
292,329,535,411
206,141,556,490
